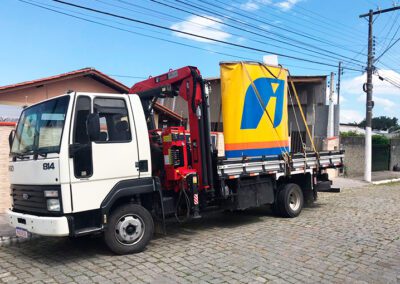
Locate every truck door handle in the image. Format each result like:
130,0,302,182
135,160,148,172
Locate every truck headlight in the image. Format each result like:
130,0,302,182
47,199,60,211
44,190,59,198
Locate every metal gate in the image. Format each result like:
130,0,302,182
291,131,306,153
372,144,390,171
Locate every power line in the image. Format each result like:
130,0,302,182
98,0,352,65
230,0,366,42
375,34,400,61
18,0,353,77
146,0,365,69
17,0,271,62
196,0,366,56
49,0,363,71
376,10,399,51
295,3,366,37
167,0,366,67
233,0,359,46
376,72,400,89
193,0,347,50
17,0,341,71
108,74,147,79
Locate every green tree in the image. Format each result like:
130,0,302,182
358,116,398,131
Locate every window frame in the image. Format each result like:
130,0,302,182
11,95,70,156
72,95,92,145
71,95,93,179
93,96,132,144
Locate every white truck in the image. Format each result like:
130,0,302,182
7,65,344,254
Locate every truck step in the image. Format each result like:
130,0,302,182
162,197,175,215
74,227,103,236
315,181,341,193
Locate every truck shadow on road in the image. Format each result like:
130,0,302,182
162,206,274,237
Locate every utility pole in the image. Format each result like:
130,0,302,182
359,5,400,182
364,9,373,183
337,61,342,105
328,72,335,138
336,61,342,140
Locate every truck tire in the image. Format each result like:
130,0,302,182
276,183,304,218
104,204,154,255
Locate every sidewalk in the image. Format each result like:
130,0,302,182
345,171,400,184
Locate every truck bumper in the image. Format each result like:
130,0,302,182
7,210,70,237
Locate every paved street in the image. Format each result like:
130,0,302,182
0,184,399,283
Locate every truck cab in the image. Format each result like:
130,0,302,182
8,92,157,254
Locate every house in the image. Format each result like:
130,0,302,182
339,123,366,135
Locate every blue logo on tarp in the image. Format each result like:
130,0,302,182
241,78,284,129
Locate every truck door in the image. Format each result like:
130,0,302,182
69,94,140,212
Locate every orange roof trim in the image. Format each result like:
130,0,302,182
0,122,17,127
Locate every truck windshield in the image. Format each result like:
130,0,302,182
11,96,70,156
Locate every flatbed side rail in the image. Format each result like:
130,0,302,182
217,150,344,178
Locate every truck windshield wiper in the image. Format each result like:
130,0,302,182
36,152,48,158
12,152,31,160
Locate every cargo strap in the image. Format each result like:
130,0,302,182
287,70,319,155
286,79,308,164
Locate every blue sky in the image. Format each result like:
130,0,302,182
1,0,400,123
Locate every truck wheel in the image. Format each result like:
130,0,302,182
276,183,304,218
104,204,154,255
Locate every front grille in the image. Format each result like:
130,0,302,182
11,184,62,215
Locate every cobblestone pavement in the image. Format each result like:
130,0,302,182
0,184,399,284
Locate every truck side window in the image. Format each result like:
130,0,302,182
93,98,132,142
73,96,93,178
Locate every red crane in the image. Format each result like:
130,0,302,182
129,66,214,201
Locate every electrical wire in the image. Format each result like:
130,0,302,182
49,0,363,71
376,10,398,51
375,34,400,62
17,0,272,62
193,0,366,56
164,0,366,68
98,0,354,65
19,0,354,77
226,0,366,42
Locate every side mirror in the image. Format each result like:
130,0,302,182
8,130,15,150
86,113,100,141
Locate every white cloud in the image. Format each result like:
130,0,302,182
240,1,260,11
239,0,272,11
340,109,364,124
170,15,231,43
342,69,400,97
274,0,301,11
334,69,400,123
357,95,396,113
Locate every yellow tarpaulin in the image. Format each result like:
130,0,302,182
220,61,289,158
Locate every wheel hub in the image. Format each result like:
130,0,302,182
115,215,144,245
289,191,301,211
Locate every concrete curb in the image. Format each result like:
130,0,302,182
372,178,400,185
